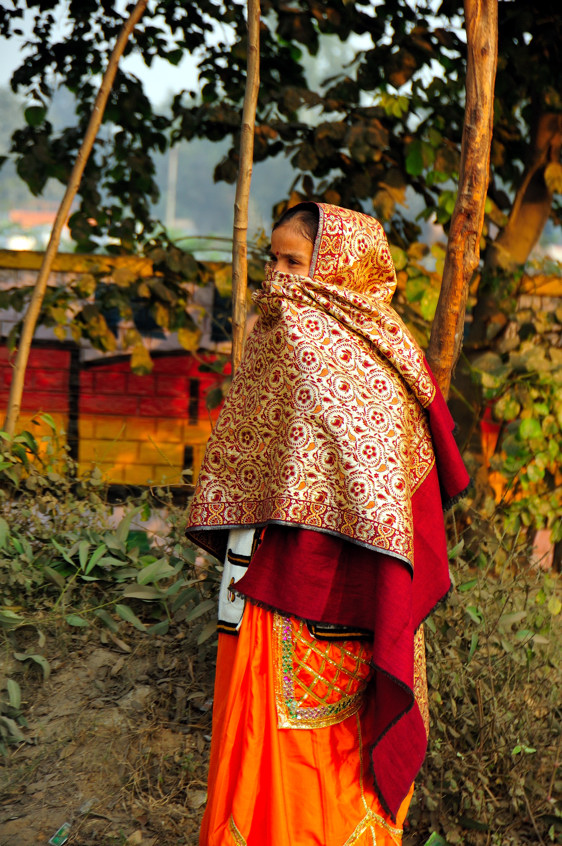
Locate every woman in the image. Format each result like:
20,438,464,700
186,203,469,845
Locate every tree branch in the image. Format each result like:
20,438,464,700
231,0,261,374
486,112,562,270
425,0,498,398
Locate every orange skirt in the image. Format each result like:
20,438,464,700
200,603,413,846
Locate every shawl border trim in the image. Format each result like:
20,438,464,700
187,518,414,572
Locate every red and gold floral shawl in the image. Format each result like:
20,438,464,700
187,203,465,563
186,203,469,818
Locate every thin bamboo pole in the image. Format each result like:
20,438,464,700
425,0,498,398
231,0,261,374
3,0,149,437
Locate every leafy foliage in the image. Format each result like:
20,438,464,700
406,513,562,845
0,423,222,754
1,1,561,255
469,294,562,542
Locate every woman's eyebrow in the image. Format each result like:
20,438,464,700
268,248,309,260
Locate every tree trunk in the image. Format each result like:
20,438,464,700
487,112,562,270
3,0,149,438
468,110,562,343
231,0,261,374
425,0,498,398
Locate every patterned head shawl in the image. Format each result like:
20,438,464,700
186,203,460,567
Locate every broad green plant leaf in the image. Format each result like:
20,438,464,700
148,620,169,635
423,834,450,846
0,518,9,548
78,541,90,571
184,599,216,622
6,679,21,710
0,715,25,743
43,566,66,589
94,609,120,633
137,559,178,585
518,418,542,440
115,603,147,632
85,544,108,575
65,614,89,627
115,506,143,548
197,619,218,645
122,585,162,600
0,610,24,629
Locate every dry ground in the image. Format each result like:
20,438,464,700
1,617,556,846
1,624,215,846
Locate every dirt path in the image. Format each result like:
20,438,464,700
1,628,215,845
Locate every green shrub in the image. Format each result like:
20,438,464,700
407,507,562,845
0,423,219,635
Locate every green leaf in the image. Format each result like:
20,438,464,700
137,558,177,585
525,463,544,483
171,587,199,612
389,245,408,271
43,566,66,589
405,140,424,176
0,715,26,743
115,603,147,632
94,609,119,633
0,610,24,629
425,616,436,634
15,430,39,454
458,578,478,592
184,598,216,622
548,596,561,616
36,412,57,431
515,628,532,640
519,418,543,440
448,539,464,560
97,555,129,568
7,679,21,710
24,105,47,126
420,287,439,321
423,834,450,846
147,620,170,635
0,517,9,549
115,506,143,547
65,614,89,627
197,618,218,644
122,585,162,600
512,743,536,755
85,543,108,575
51,538,78,566
468,633,479,663
206,386,224,411
78,540,90,571
466,606,483,624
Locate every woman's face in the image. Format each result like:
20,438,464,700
269,225,314,276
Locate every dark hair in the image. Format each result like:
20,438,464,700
272,202,319,245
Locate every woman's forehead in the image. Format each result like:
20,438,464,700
270,225,313,255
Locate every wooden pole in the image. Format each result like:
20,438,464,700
231,0,261,374
425,0,498,398
3,0,149,437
